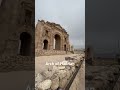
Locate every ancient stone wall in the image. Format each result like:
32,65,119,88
0,0,34,57
0,55,34,72
0,0,35,71
35,50,66,56
35,20,71,56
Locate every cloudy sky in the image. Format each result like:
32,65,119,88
35,0,85,49
86,0,120,57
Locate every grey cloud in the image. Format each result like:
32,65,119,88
35,0,85,49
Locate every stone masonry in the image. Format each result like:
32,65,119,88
35,20,71,56
0,0,35,71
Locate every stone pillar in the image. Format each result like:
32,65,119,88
35,21,43,50
61,36,64,51
50,33,54,50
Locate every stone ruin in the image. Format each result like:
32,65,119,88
0,0,35,71
85,46,120,90
35,20,85,89
35,54,85,90
35,20,71,56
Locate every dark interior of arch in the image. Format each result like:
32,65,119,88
64,44,67,51
43,40,48,50
54,34,61,50
20,32,32,56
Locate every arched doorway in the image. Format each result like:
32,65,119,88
19,32,32,56
64,45,67,51
54,34,61,50
43,40,48,50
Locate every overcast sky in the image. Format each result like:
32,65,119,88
86,0,120,57
35,0,85,49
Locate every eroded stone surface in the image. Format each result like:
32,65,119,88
51,76,59,90
38,79,52,90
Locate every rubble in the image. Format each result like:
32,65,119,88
35,54,84,90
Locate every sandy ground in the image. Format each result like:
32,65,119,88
0,71,34,90
35,54,80,74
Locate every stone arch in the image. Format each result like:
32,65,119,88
43,39,48,50
19,32,32,56
54,34,61,50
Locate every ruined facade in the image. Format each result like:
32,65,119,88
0,0,34,71
35,20,71,56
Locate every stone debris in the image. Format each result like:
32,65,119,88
41,70,54,79
50,76,59,90
65,65,71,70
35,54,84,90
71,67,76,73
38,79,52,90
86,64,120,90
58,70,67,79
35,73,44,83
59,77,68,88
57,66,66,70
52,66,59,73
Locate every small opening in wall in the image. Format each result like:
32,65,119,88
25,9,32,25
45,30,48,35
65,37,67,42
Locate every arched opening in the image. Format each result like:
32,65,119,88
43,40,48,50
19,32,32,56
64,45,67,51
54,34,61,50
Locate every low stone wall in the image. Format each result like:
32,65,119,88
0,55,34,72
35,50,71,56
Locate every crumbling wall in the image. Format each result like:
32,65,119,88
0,0,35,72
35,20,71,56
